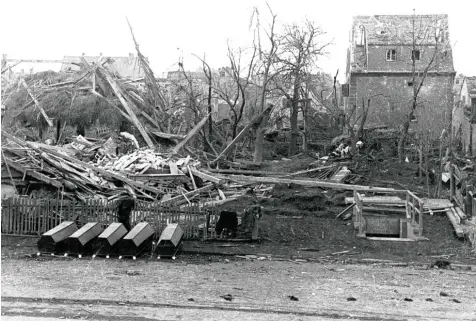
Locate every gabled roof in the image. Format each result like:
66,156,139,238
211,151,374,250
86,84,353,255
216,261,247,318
352,14,450,45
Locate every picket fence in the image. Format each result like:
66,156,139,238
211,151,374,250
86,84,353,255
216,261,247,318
1,197,219,239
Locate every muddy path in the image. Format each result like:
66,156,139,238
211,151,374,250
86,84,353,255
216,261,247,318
2,258,475,320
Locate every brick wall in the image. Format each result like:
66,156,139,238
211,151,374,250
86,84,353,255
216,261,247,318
349,73,454,137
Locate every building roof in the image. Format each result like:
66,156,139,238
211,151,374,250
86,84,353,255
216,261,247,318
352,14,450,45
349,14,454,73
61,54,144,78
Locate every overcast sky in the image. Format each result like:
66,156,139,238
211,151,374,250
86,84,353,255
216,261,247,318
1,0,475,82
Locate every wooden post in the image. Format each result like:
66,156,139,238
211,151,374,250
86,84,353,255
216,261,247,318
449,164,455,201
418,201,424,236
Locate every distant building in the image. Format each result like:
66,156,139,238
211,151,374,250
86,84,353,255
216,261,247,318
61,53,144,78
452,76,476,155
346,14,455,136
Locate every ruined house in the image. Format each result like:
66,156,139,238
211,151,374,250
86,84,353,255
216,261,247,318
452,76,476,155
345,15,455,136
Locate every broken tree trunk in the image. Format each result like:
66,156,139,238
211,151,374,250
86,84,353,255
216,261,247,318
212,104,273,165
172,113,210,154
100,68,155,149
20,78,53,127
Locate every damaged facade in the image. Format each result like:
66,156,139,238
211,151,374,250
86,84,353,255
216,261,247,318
452,76,476,155
346,15,455,136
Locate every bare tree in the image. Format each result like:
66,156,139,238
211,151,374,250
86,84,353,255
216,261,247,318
273,20,329,156
394,13,453,162
213,44,257,139
250,4,279,162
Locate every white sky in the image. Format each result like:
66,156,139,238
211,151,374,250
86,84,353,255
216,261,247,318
1,0,475,82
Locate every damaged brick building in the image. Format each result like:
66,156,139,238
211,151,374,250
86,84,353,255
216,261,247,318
345,14,455,137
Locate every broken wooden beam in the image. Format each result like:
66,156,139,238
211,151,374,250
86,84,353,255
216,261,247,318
20,78,53,127
445,210,465,238
172,113,210,154
211,104,273,165
279,165,335,178
160,184,215,205
151,131,186,141
223,175,401,192
100,68,155,149
208,168,283,176
335,203,355,219
2,157,63,189
344,196,405,205
189,167,223,184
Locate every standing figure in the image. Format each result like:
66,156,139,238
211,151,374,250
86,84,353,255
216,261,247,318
117,199,135,232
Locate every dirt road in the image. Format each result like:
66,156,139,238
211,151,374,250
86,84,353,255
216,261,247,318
2,257,475,320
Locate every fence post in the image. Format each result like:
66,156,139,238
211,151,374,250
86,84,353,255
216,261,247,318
450,164,455,201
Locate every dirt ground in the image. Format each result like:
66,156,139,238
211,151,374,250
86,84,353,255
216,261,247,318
2,256,476,320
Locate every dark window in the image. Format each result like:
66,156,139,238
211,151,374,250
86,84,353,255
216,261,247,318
386,49,396,61
412,50,420,61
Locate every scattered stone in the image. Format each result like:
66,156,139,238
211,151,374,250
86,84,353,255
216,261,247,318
347,297,357,301
404,298,413,302
224,259,230,263
294,259,307,263
433,260,451,269
188,298,194,302
220,294,233,301
425,298,434,302
451,299,461,303
288,295,299,301
126,270,141,276
439,291,449,297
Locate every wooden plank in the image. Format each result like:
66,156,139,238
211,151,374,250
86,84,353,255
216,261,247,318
224,175,400,192
20,78,53,126
279,165,335,178
344,196,405,205
445,210,465,238
172,113,211,154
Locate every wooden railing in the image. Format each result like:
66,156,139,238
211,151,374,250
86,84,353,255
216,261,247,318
1,197,219,239
353,190,424,238
353,191,365,237
406,191,424,236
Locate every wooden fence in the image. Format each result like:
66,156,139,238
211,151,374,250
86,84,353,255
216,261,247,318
1,197,219,239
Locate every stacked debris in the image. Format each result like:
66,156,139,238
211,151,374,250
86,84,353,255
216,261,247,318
1,131,223,203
